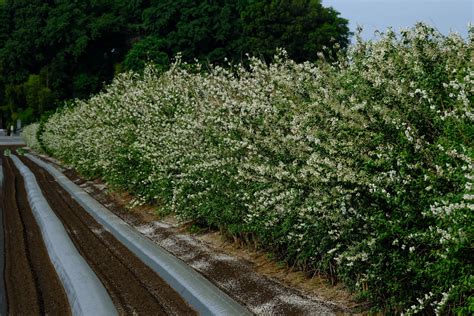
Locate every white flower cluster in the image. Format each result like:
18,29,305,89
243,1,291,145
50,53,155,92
21,123,41,152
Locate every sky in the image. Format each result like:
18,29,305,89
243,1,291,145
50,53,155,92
322,0,473,40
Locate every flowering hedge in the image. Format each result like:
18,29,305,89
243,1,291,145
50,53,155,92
28,24,473,313
21,122,41,152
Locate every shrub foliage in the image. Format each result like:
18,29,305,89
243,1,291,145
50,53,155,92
26,24,473,313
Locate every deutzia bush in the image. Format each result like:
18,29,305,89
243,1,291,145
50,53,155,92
21,123,41,152
32,24,472,313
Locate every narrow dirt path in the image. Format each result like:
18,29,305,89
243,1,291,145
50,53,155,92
0,149,7,316
20,154,197,315
1,148,71,315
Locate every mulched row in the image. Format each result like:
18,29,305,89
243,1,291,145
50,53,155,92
1,147,71,315
20,154,196,315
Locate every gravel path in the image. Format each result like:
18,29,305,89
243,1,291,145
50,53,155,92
0,136,24,145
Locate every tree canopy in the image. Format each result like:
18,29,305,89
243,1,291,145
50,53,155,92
0,0,350,128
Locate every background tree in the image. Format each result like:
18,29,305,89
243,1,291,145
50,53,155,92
140,0,243,67
240,0,350,62
124,36,169,72
23,74,55,118
0,0,350,125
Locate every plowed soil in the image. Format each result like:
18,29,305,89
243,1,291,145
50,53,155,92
1,147,71,315
20,155,196,316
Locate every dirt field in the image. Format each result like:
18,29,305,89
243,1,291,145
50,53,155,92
0,145,197,315
2,142,357,315
19,154,196,315
1,147,71,315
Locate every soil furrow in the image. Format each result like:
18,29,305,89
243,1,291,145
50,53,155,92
20,154,197,316
1,148,71,315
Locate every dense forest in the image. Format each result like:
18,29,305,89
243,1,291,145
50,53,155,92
0,0,350,129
